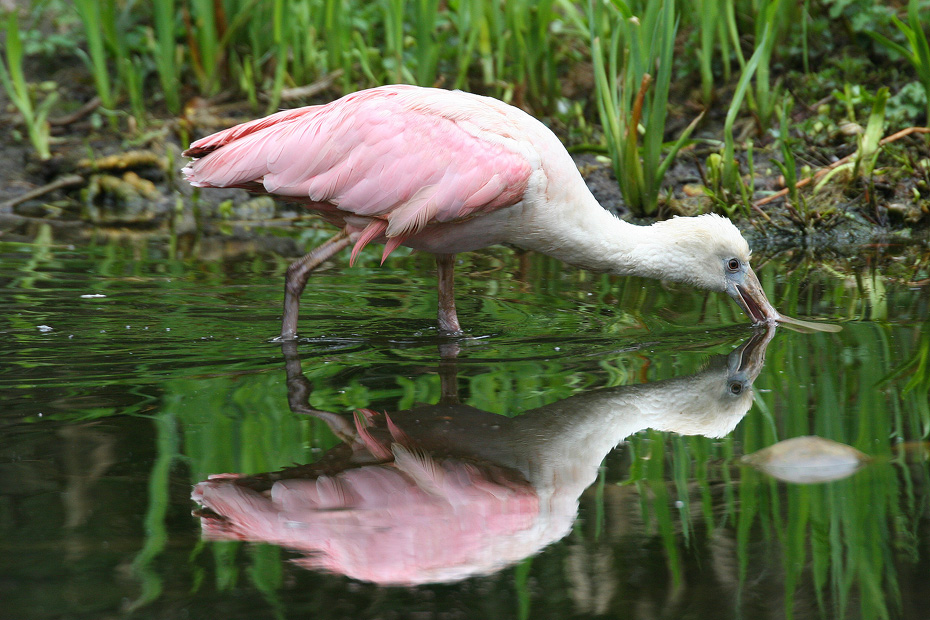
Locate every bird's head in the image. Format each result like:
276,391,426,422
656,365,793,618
644,214,780,324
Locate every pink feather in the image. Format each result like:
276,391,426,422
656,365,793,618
183,85,532,265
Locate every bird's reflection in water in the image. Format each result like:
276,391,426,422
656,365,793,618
192,327,775,586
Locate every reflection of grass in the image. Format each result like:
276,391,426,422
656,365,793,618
168,371,329,605
7,238,927,611
881,324,930,437
129,412,179,611
620,322,928,618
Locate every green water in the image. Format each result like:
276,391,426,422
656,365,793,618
1,227,928,619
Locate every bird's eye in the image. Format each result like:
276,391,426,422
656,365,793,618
729,381,743,395
726,258,741,272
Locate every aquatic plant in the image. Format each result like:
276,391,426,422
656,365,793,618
866,0,930,125
152,0,181,114
706,1,780,217
0,12,56,160
73,0,115,112
772,99,813,230
691,0,724,106
590,0,701,216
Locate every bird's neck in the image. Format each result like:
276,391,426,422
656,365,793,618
516,193,674,281
460,360,745,494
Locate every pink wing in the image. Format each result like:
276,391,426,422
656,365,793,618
183,86,533,262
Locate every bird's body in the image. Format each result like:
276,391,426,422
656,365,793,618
184,85,784,338
186,86,536,258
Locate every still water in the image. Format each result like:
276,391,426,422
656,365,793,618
1,227,928,619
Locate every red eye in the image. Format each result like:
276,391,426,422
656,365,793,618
727,258,740,272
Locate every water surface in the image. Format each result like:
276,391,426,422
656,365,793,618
1,229,928,619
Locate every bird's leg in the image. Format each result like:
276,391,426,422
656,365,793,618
435,253,462,334
438,342,461,405
281,229,351,340
280,340,358,444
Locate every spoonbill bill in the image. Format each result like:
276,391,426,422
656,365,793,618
184,85,799,339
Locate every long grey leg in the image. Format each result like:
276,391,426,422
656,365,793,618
436,253,462,334
280,230,350,340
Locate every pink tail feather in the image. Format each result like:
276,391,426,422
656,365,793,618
353,409,392,461
381,236,407,264
349,220,388,266
349,220,408,266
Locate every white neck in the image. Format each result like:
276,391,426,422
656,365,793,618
512,189,679,283
489,360,750,482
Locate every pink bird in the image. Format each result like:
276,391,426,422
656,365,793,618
184,85,786,340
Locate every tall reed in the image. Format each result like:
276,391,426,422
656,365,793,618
73,0,115,111
590,0,700,215
0,12,55,159
717,1,777,211
153,0,181,114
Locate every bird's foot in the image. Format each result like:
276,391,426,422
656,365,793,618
270,331,299,343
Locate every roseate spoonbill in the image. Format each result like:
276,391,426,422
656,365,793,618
183,85,788,339
193,329,772,584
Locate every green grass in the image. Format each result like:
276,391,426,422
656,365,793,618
3,0,929,224
590,0,700,215
42,0,585,114
720,3,776,211
0,11,56,159
153,0,181,114
73,0,114,111
866,0,930,126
